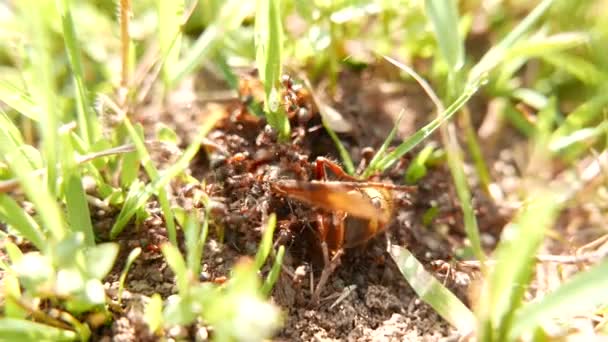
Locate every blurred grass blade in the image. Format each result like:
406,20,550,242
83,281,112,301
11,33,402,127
552,90,608,138
405,145,435,184
58,0,100,146
0,113,66,242
480,192,561,340
255,213,277,270
0,318,78,341
262,245,285,296
171,0,254,86
64,175,95,246
0,80,39,121
61,131,95,246
0,194,45,252
185,210,209,277
509,259,608,340
157,0,184,87
161,243,189,296
123,119,177,246
18,0,60,194
0,110,25,146
118,247,142,305
144,293,163,334
255,0,289,140
425,0,464,71
3,273,26,319
505,32,590,60
389,245,476,334
469,0,556,82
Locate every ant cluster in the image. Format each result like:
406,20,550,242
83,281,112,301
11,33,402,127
202,72,414,301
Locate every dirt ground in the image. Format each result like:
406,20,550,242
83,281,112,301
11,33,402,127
86,65,519,341
6,65,603,341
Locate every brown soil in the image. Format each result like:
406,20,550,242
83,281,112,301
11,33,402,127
88,67,510,341
5,66,603,341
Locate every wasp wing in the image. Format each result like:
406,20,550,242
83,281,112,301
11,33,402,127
272,180,389,222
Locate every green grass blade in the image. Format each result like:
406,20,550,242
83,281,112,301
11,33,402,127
444,138,485,262
58,0,100,146
389,245,476,334
161,243,189,296
481,192,561,340
110,112,222,239
170,0,254,86
0,318,78,341
61,132,95,246
362,109,405,178
374,79,483,174
0,80,39,121
254,213,277,270
262,245,285,296
0,194,45,251
404,144,436,184
323,121,356,175
509,259,608,340
424,0,464,71
302,77,355,174
469,0,556,83
185,209,209,277
255,0,289,140
18,0,60,195
64,175,95,246
0,114,66,242
122,119,177,246
157,0,184,88
118,247,142,305
551,89,608,138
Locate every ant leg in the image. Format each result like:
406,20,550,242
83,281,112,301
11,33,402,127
315,157,359,181
312,242,344,303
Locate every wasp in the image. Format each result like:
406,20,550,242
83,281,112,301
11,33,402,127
271,157,415,301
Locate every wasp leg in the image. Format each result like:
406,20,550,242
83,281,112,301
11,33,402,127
312,241,344,303
315,156,359,181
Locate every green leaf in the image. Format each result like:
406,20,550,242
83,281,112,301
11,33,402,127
510,259,608,340
481,193,561,340
405,145,435,184
0,318,78,341
389,245,475,334
12,253,55,292
84,243,119,280
64,174,95,246
144,293,164,334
